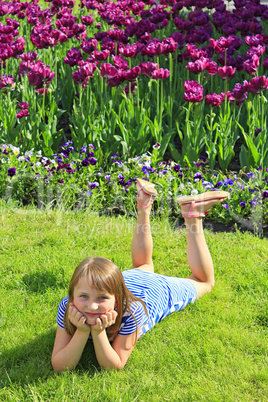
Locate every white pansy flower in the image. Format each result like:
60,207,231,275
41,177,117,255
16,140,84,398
191,189,199,195
25,149,34,158
9,145,20,155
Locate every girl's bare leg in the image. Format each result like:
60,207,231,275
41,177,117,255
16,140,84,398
181,199,224,299
131,187,154,272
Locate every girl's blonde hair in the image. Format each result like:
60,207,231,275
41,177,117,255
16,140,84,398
64,257,147,341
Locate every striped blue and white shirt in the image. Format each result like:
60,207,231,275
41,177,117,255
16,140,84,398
56,269,197,339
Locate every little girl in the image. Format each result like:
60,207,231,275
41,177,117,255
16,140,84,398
51,179,229,371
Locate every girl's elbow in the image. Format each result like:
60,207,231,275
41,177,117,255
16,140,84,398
101,360,126,371
51,357,75,373
51,358,63,373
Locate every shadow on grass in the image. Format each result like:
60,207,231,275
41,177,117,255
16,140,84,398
22,270,68,293
0,330,100,388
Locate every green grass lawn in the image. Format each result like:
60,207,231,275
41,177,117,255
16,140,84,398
0,203,267,401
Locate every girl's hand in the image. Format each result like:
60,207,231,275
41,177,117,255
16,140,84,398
68,303,91,333
91,309,118,333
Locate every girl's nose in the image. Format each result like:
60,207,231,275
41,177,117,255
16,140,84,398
88,301,98,311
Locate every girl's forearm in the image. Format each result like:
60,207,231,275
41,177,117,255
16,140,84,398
91,330,123,370
52,330,90,372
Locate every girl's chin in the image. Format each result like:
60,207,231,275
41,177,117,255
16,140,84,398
85,316,98,324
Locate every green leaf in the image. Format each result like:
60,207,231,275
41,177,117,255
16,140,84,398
168,143,181,163
239,145,250,169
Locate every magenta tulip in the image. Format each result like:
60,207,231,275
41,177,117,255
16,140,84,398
183,80,203,103
123,66,141,81
244,76,268,94
112,55,129,70
205,94,222,106
100,63,118,79
151,68,170,80
218,66,236,80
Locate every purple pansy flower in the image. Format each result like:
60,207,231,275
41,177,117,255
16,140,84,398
8,167,16,177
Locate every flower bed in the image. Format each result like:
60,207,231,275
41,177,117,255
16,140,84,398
1,143,267,233
0,0,268,171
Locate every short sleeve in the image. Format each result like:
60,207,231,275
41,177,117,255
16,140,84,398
57,296,68,329
118,301,148,336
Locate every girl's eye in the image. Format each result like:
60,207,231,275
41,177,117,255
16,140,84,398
80,295,88,299
98,296,107,300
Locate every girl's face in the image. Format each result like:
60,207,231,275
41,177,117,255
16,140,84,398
73,276,116,326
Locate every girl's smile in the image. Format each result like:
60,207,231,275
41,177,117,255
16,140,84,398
73,276,116,324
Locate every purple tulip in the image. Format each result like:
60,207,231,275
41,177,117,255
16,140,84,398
132,2,145,16
140,61,158,78
20,51,37,62
161,37,177,55
0,43,13,60
110,56,127,71
0,74,15,90
10,36,25,58
243,54,260,75
244,34,264,47
171,32,185,50
183,80,203,103
124,83,137,96
72,62,96,84
186,57,208,74
119,44,137,58
244,76,268,94
107,29,125,41
37,88,48,95
151,68,170,80
55,14,77,30
6,18,20,30
20,102,29,109
81,38,98,54
107,73,125,87
72,23,87,39
218,65,236,80
247,45,266,59
93,49,110,61
100,63,118,79
123,66,141,81
249,22,263,35
205,94,222,106
17,109,30,118
232,83,247,99
81,14,95,26
209,36,235,53
220,91,235,102
186,43,207,61
206,60,218,75
174,17,194,32
30,24,57,49
64,47,83,67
